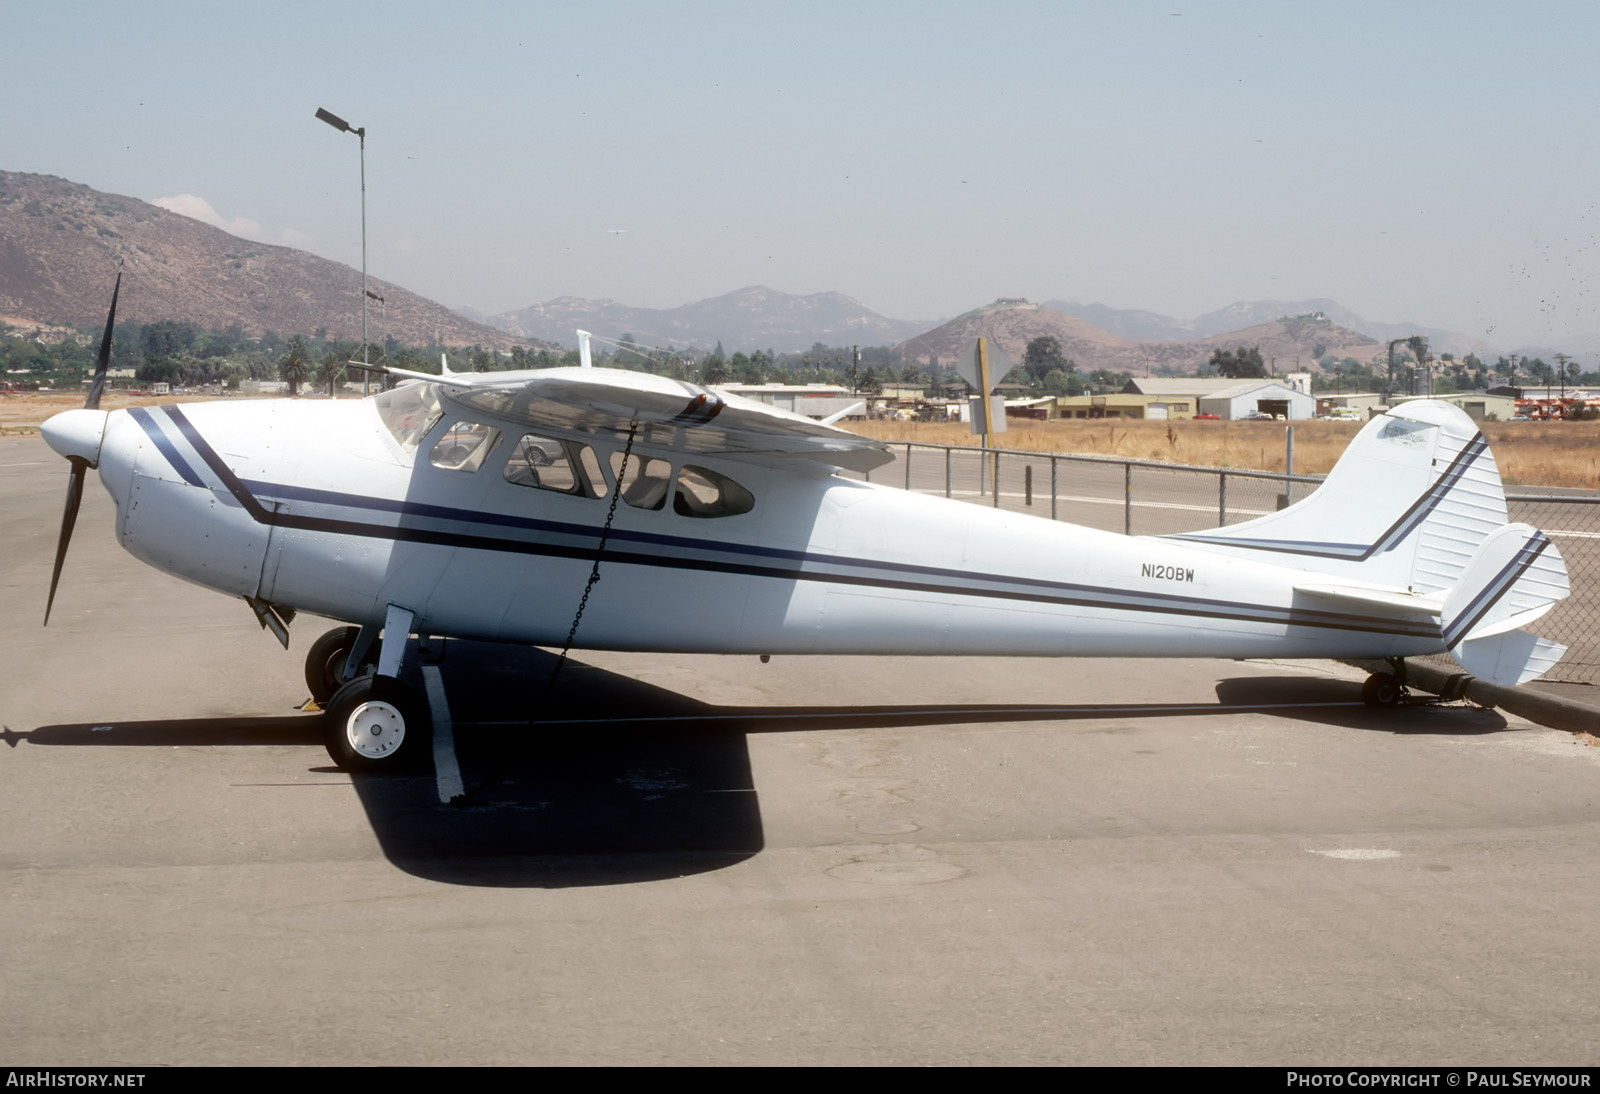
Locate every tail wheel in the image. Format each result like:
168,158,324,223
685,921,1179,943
1362,672,1405,707
323,675,427,772
304,626,381,704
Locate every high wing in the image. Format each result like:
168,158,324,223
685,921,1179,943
422,366,893,472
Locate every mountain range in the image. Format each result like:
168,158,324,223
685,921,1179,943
4,169,1573,371
0,171,528,351
1043,298,1490,360
463,285,931,355
898,300,1386,377
466,288,1496,368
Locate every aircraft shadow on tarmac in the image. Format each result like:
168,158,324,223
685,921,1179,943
13,645,1508,889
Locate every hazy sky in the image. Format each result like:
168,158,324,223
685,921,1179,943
8,1,1600,350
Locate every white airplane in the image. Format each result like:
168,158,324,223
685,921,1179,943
39,282,1571,771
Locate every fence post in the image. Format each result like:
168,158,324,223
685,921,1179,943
1278,426,1294,509
1050,457,1058,520
1124,462,1133,535
992,449,1001,508
1219,471,1227,527
945,447,952,498
1025,465,1032,507
905,443,912,490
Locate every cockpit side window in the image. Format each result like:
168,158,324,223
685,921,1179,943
674,465,756,518
505,433,609,498
373,382,444,453
611,451,672,510
428,421,501,473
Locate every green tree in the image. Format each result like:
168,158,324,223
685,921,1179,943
1041,368,1085,397
700,356,729,386
1209,346,1267,378
279,335,310,396
1022,335,1070,384
141,319,199,365
318,349,344,396
1086,368,1130,393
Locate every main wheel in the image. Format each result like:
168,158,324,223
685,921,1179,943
323,675,428,772
304,626,381,705
1362,672,1405,707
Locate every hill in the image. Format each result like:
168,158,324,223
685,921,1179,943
1044,297,1488,359
897,299,1385,375
476,285,932,354
0,171,534,350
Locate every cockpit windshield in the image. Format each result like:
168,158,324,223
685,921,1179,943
373,382,443,453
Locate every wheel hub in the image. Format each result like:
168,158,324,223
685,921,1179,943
345,699,405,759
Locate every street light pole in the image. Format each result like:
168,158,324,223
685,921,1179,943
314,107,368,395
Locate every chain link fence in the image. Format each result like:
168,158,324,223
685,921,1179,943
853,442,1599,684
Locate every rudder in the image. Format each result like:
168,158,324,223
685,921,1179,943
1441,523,1569,686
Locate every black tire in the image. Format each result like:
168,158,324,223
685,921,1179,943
323,675,428,772
1362,672,1404,707
304,626,381,704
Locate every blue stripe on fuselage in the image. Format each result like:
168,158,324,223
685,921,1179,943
157,405,1439,641
128,407,205,487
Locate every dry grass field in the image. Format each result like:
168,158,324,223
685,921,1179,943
844,417,1600,489
3,392,1595,489
0,391,258,432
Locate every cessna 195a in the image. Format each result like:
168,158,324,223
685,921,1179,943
40,275,1571,770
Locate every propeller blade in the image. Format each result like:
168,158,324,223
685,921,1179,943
44,459,87,626
84,261,123,412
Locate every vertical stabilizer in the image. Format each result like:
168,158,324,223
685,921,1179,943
1169,401,1508,593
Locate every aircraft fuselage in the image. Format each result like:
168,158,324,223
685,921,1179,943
83,394,1445,663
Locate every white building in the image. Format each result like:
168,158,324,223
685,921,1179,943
717,382,860,421
1196,381,1317,421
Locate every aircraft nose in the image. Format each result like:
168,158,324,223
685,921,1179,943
41,409,110,467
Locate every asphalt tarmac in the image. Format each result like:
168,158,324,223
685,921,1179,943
3,434,1598,1066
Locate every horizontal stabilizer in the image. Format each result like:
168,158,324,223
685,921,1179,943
1451,631,1567,688
1442,523,1569,686
821,402,866,426
1293,582,1442,616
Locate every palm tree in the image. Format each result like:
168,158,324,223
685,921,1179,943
279,335,309,396
701,357,729,386
318,349,344,396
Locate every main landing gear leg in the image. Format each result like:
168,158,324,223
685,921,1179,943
1361,657,1410,707
322,604,430,772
